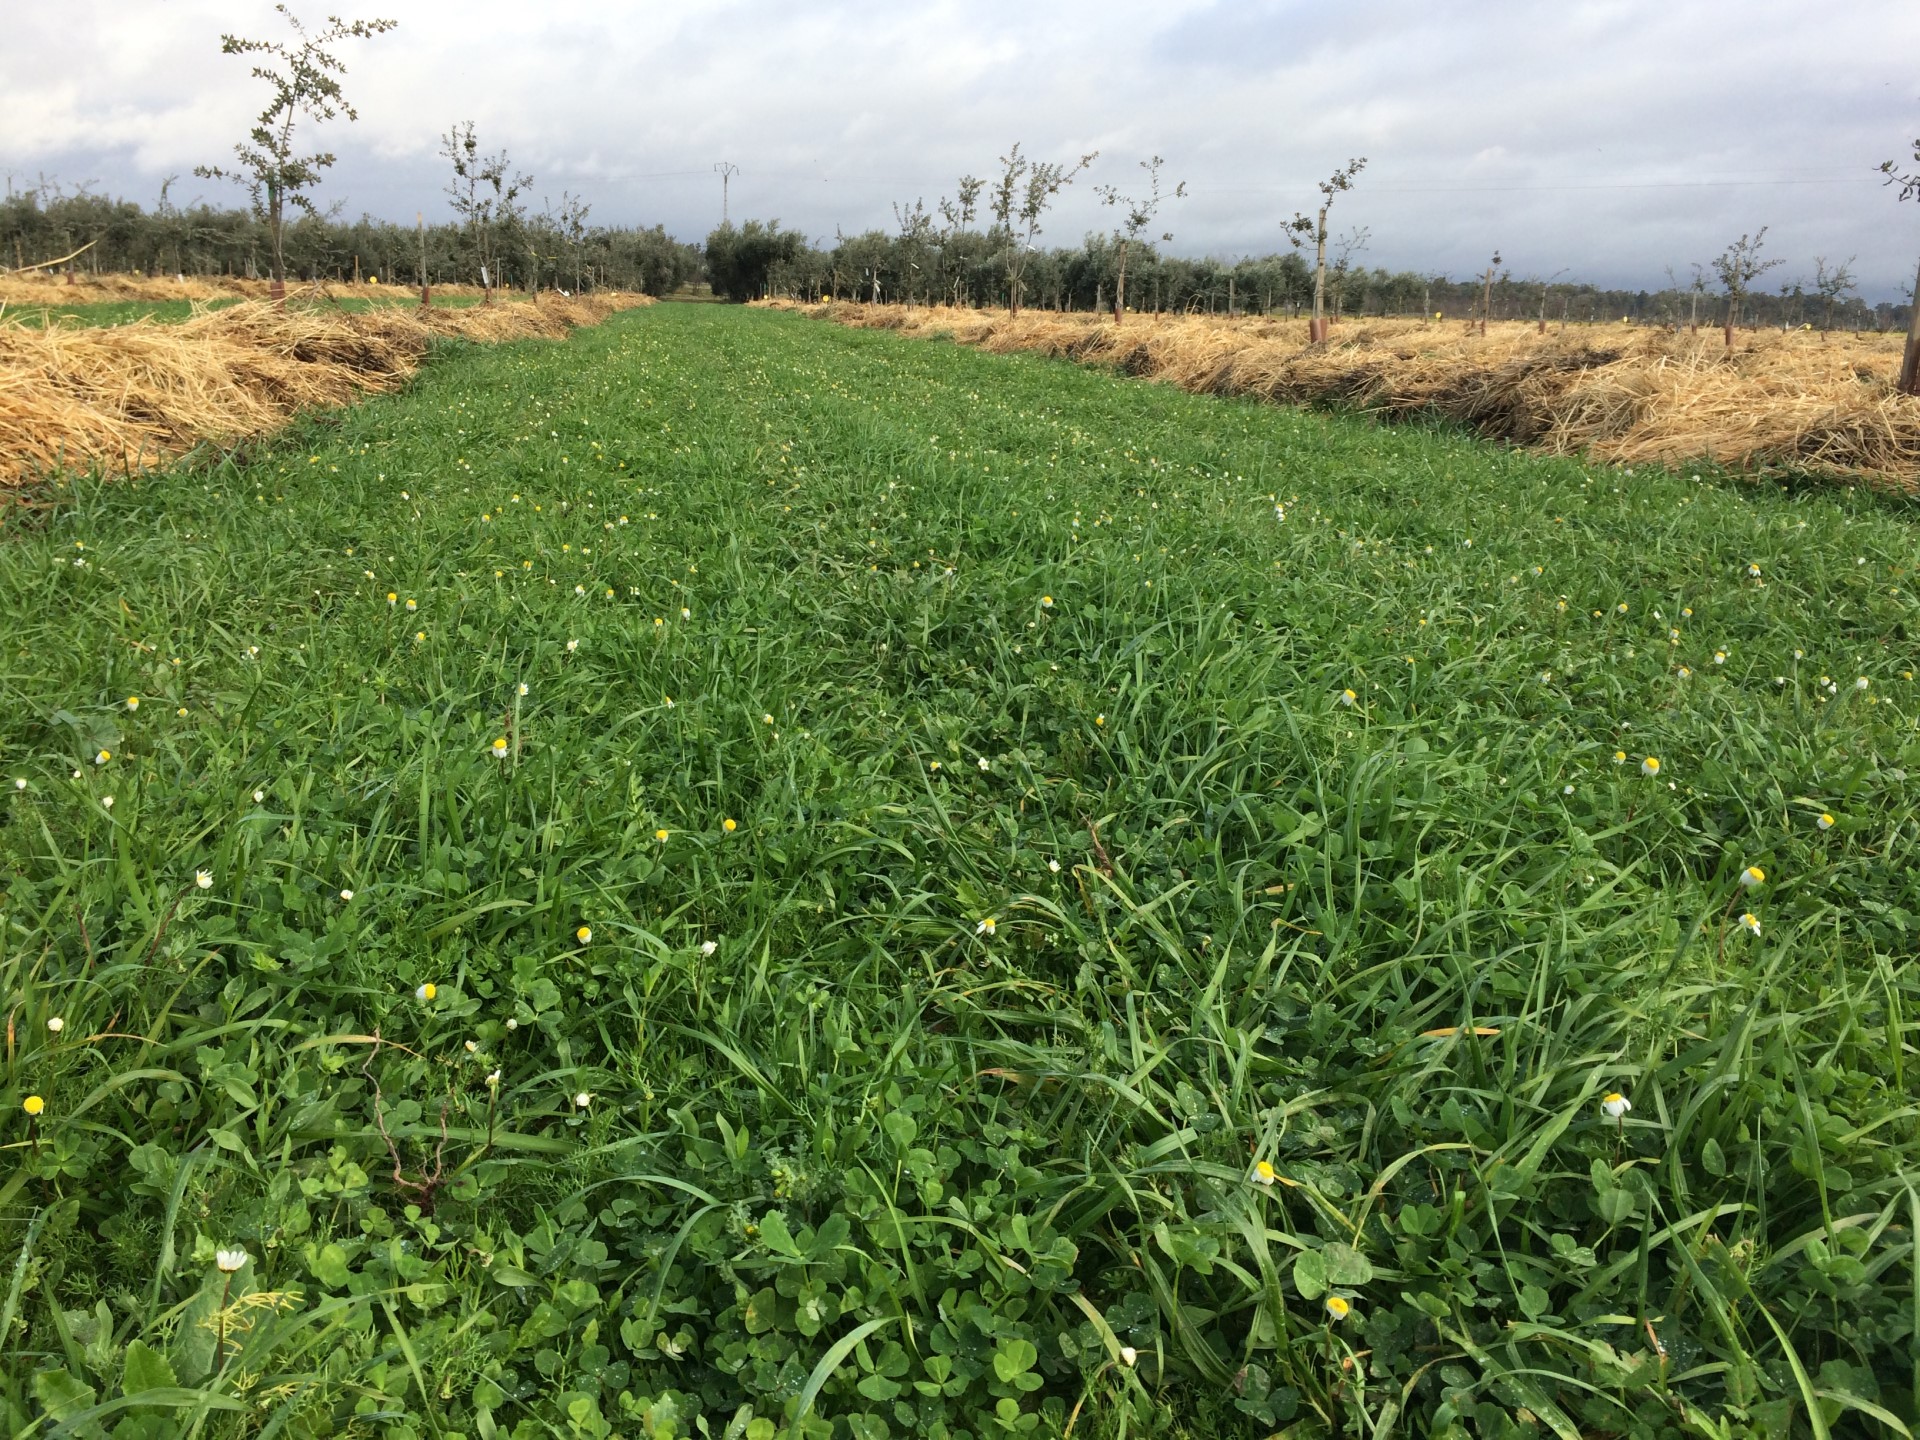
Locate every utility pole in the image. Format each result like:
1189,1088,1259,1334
714,162,739,227
1479,252,1501,335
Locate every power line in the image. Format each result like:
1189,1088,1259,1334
580,167,1882,198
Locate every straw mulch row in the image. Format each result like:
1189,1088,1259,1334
771,302,1920,489
0,271,489,307
2,292,650,481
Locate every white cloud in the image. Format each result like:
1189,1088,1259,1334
6,0,1918,292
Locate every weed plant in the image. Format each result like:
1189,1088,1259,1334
2,305,1917,1439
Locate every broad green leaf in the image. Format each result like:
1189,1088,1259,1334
121,1339,177,1395
1292,1249,1329,1300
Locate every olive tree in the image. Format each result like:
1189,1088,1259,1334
442,122,532,302
989,142,1097,316
1879,142,1920,392
1811,256,1856,337
1710,230,1782,350
195,5,396,302
1093,156,1185,324
1286,157,1365,342
936,177,983,306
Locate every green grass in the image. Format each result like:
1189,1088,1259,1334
0,294,489,328
3,304,1918,1440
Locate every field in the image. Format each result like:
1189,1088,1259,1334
2,302,1918,1438
779,303,1920,490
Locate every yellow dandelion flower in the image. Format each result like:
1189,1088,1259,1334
576,925,593,944
23,1094,46,1116
723,818,737,832
416,983,436,1001
655,829,669,842
1325,1295,1351,1321
1252,1160,1277,1186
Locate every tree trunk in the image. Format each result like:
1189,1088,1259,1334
1899,254,1920,395
1310,219,1328,343
268,185,286,305
1723,295,1736,350
1113,239,1128,324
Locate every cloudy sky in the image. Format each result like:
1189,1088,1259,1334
7,0,1919,295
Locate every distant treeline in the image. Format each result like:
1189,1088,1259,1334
1,180,704,296
713,220,1905,330
3,180,1903,330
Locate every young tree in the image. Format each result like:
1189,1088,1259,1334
1811,256,1856,336
988,143,1097,316
1678,263,1708,333
441,122,532,303
936,177,983,306
1287,157,1366,343
195,6,396,302
1093,156,1185,324
1710,230,1781,350
892,198,933,306
1328,227,1370,322
555,191,591,294
1880,142,1920,391
1535,267,1567,332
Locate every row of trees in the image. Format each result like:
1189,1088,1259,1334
699,144,1904,338
0,177,702,296
4,163,1894,333
0,7,705,299
704,215,1898,333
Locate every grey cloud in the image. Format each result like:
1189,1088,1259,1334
5,0,1918,293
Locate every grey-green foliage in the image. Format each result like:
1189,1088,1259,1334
192,6,398,289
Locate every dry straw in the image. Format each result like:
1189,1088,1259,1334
770,302,1920,488
2,288,650,481
0,272,494,307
